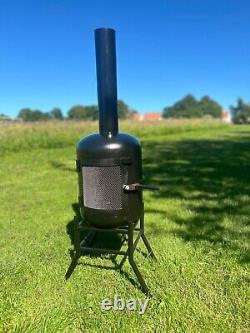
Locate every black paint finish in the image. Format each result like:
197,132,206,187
95,28,118,136
76,28,143,228
77,133,143,228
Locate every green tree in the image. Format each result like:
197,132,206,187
231,98,250,124
199,96,223,118
162,94,202,118
117,100,133,119
17,108,33,121
67,105,98,120
68,105,87,119
162,94,223,119
84,105,98,120
67,101,133,120
50,108,64,120
17,108,51,121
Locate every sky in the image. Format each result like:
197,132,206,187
0,0,249,117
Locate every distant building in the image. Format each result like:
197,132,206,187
222,111,232,123
132,112,162,121
131,113,144,121
143,112,162,121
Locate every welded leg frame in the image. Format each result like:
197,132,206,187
65,207,156,295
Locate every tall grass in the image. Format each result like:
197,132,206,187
0,119,228,155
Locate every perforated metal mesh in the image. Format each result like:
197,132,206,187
82,166,122,210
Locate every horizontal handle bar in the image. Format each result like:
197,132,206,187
123,183,159,192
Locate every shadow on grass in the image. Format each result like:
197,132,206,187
142,134,250,264
49,160,75,172
66,132,250,266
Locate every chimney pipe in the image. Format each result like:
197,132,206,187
95,28,118,136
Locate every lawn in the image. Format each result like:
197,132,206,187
0,120,249,332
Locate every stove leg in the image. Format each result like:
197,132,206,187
65,253,79,280
140,205,157,260
65,216,81,280
141,234,157,261
128,222,149,295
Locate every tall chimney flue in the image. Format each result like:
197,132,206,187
95,28,118,136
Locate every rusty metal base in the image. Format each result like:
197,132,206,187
65,207,156,295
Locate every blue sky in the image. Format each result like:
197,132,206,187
1,0,249,117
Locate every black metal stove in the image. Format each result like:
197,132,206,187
65,28,157,294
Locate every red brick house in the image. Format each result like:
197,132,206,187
132,112,162,121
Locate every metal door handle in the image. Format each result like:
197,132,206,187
123,183,159,191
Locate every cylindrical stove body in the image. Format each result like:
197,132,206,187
76,28,143,228
77,133,143,228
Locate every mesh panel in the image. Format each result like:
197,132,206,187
82,166,122,210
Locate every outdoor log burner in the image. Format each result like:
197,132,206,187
65,28,158,294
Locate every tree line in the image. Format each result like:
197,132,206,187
17,95,224,121
163,95,250,123
1,95,249,123
13,100,135,122
162,94,223,119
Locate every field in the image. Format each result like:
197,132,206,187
0,120,249,332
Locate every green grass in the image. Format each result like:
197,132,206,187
0,120,249,332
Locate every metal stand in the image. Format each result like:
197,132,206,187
65,206,156,295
